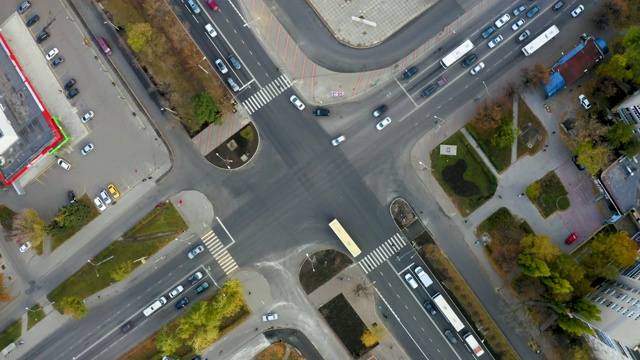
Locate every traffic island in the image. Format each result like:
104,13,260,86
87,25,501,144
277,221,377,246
205,123,258,170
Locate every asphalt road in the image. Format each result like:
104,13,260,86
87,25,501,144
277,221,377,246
5,0,597,359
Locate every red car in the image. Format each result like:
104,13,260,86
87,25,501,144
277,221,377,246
565,232,578,245
207,0,219,10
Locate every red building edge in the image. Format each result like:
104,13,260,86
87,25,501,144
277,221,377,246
0,32,64,186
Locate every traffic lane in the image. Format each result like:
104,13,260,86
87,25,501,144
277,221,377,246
369,266,465,360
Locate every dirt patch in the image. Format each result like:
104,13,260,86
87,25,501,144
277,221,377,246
442,159,481,197
390,199,417,229
318,293,376,358
300,250,352,294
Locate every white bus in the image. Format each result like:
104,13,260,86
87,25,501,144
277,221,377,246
440,40,474,69
522,25,560,56
329,219,362,257
432,292,465,332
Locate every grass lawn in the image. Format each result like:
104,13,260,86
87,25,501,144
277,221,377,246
466,121,512,173
124,202,187,239
102,0,232,135
477,208,534,275
431,131,497,216
0,205,16,233
529,171,570,218
51,195,101,251
27,305,46,330
517,97,547,158
419,244,518,360
0,320,21,349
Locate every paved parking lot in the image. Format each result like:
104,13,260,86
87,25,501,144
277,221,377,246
0,0,169,220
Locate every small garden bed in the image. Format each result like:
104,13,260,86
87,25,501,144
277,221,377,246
300,249,352,294
51,195,101,251
319,293,376,358
431,131,497,216
527,171,570,218
27,304,46,330
0,320,21,349
517,97,547,158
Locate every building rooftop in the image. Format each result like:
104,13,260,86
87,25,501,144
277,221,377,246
552,38,606,86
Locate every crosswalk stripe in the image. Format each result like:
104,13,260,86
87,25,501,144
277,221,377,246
355,233,409,274
240,75,294,114
197,230,238,275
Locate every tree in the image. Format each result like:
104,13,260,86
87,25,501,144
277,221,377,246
593,0,627,29
580,232,638,280
526,183,542,200
370,323,387,341
597,54,632,83
60,296,88,319
52,203,91,228
110,261,133,281
575,141,612,176
569,298,602,321
622,139,640,157
360,329,378,347
557,313,595,336
353,281,374,299
155,325,181,355
518,254,550,277
490,118,517,149
472,98,508,133
0,274,11,302
520,234,561,262
12,209,46,248
607,122,634,148
192,91,221,126
541,273,573,294
591,74,619,98
549,255,589,297
521,64,550,89
126,22,154,52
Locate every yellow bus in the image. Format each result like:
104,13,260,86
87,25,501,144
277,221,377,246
329,219,362,257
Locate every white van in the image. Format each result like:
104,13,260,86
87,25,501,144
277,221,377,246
414,266,433,288
143,297,167,317
463,333,485,356
404,273,419,289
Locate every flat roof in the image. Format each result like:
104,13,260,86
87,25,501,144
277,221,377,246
0,30,63,185
551,38,605,87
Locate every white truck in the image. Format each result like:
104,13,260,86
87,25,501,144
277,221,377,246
415,266,433,288
143,297,167,317
463,333,485,356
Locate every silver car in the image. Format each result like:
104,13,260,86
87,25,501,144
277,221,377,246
488,35,503,48
215,59,228,74
470,62,485,75
376,117,392,130
188,245,205,259
331,135,346,146
81,143,94,156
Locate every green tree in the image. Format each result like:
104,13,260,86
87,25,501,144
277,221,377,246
126,23,154,52
557,314,595,336
518,254,550,277
192,91,221,126
52,203,91,228
155,325,182,355
541,273,573,294
360,330,378,347
580,232,638,279
60,296,88,319
607,122,634,148
597,54,632,82
575,141,612,176
526,182,542,200
549,255,591,298
490,118,517,149
110,261,133,281
11,209,46,248
569,298,602,321
191,326,220,353
520,234,561,262
622,139,640,157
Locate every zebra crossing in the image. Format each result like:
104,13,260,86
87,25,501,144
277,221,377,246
242,74,293,114
358,233,407,274
200,230,238,275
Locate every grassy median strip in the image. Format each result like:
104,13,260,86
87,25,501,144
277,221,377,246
26,304,46,330
48,202,187,309
0,320,21,349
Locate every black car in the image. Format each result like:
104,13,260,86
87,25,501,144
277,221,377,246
313,108,330,116
66,88,79,99
461,54,478,68
444,329,458,344
401,66,418,79
176,297,189,309
572,155,586,170
372,105,388,117
36,31,50,44
423,301,437,315
195,281,209,294
481,25,496,39
51,57,64,68
25,14,39,28
63,79,76,91
68,190,76,204
421,84,437,97
120,321,134,334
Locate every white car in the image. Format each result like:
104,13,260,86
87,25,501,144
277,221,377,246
57,158,71,170
376,117,392,130
168,285,185,298
81,143,94,156
470,62,485,75
188,245,205,259
331,135,345,146
45,47,59,61
579,94,591,109
215,59,228,74
289,95,305,110
488,35,503,48
205,24,217,38
19,242,31,253
494,14,511,28
99,190,112,205
93,196,106,212
261,313,278,322
404,273,419,289
81,111,94,123
571,5,584,17
511,18,525,31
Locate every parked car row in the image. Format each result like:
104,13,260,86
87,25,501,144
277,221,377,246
92,183,120,212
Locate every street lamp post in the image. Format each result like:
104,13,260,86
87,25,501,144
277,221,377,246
104,21,119,31
305,253,316,272
25,307,38,322
88,256,115,277
215,152,231,170
197,56,208,74
482,81,492,100
160,108,177,115
418,161,432,171
206,267,226,297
